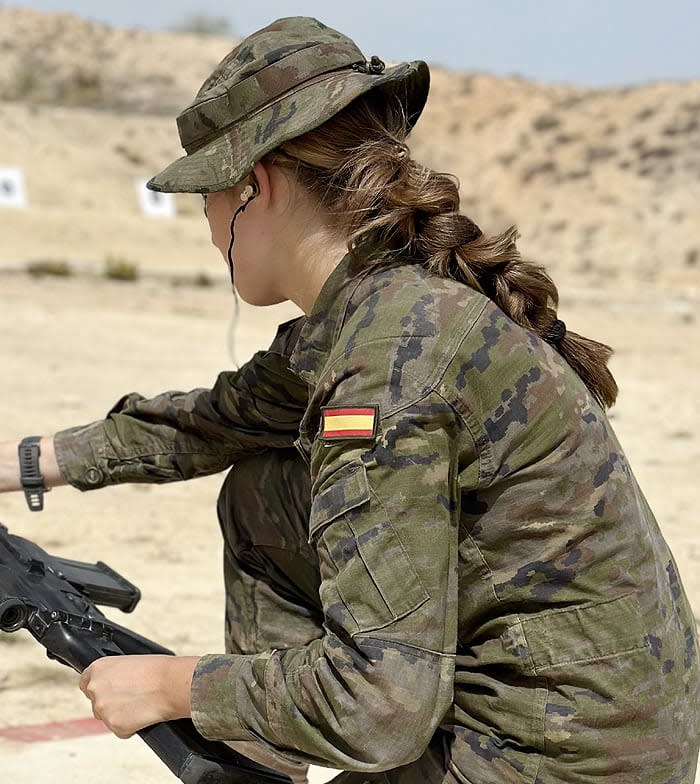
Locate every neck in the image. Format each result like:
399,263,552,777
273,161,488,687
284,223,349,315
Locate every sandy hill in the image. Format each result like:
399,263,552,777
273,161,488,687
0,6,698,289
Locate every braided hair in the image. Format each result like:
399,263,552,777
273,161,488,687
268,92,617,408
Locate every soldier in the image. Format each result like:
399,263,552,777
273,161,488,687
1,16,698,784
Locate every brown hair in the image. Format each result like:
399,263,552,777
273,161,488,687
268,93,618,408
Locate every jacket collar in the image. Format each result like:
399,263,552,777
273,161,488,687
289,248,369,385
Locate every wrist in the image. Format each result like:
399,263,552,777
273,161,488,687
0,440,23,492
161,656,199,721
0,436,63,496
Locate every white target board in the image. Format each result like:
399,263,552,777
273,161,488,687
0,168,27,208
136,179,176,218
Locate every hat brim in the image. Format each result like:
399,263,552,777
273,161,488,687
147,61,429,194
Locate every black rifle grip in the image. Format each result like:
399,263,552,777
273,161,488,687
0,526,292,784
137,720,293,784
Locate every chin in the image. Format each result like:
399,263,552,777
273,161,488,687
236,289,288,307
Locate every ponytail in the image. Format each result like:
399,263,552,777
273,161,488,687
270,94,618,408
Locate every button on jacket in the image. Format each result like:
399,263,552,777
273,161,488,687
55,251,699,781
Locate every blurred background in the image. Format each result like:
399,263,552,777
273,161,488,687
0,3,698,782
6,0,700,84
1,0,699,281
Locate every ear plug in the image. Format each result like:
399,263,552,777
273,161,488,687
240,183,258,203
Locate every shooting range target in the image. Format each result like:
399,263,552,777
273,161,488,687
136,179,176,218
0,168,27,208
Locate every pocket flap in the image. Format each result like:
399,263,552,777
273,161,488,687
521,593,646,671
309,461,370,541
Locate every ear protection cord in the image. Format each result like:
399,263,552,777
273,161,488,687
225,204,249,369
226,200,251,284
227,288,241,369
225,182,257,368
225,182,258,282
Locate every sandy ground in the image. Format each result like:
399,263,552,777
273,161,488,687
0,267,698,782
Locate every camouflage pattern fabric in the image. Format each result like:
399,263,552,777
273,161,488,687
146,17,430,194
54,317,308,489
216,448,320,657
55,251,699,781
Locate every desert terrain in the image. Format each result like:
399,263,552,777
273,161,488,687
0,7,698,783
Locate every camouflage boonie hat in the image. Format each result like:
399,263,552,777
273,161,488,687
147,17,430,194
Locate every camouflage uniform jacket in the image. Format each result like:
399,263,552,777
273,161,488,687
55,252,699,781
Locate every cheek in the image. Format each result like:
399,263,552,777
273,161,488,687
208,213,231,253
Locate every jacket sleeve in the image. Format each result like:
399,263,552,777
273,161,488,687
189,382,472,771
54,318,308,490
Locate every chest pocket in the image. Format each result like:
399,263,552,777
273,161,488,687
309,461,429,635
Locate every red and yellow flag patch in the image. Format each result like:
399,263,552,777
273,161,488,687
320,406,379,441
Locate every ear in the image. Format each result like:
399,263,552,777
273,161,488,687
250,161,271,205
251,159,291,213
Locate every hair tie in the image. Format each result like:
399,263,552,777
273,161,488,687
543,319,567,344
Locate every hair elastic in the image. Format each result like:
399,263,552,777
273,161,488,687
543,319,567,345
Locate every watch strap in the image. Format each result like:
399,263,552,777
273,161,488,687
18,436,49,512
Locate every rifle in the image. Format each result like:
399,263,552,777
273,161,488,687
0,523,292,784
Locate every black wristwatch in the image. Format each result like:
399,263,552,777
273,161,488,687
18,436,50,512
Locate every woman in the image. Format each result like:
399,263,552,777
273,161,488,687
2,17,697,784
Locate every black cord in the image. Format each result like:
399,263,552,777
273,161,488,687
226,200,251,284
225,199,252,368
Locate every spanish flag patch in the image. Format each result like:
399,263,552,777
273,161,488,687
320,406,379,441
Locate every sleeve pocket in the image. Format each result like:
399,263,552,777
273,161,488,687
520,593,647,671
310,461,429,634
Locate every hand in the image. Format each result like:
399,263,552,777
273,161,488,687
79,655,199,738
